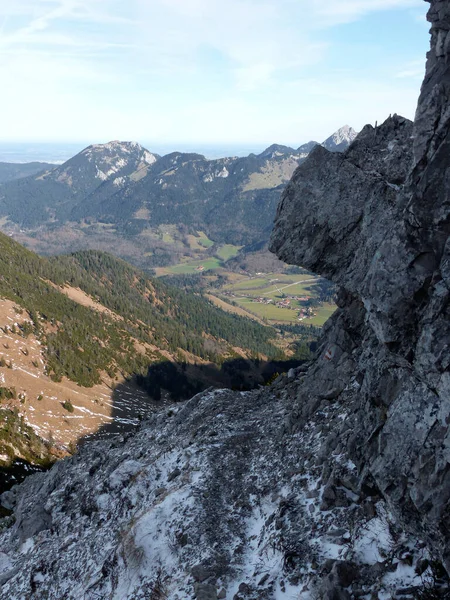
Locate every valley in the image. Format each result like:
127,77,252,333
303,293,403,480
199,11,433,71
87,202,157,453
10,221,336,328
0,129,353,484
0,230,311,483
152,229,336,327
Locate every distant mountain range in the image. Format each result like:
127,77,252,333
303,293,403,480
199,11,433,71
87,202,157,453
0,161,55,184
0,126,358,268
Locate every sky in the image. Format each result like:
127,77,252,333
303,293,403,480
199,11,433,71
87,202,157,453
0,0,430,149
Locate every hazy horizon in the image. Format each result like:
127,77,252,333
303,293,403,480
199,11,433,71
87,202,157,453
0,124,360,163
0,141,284,163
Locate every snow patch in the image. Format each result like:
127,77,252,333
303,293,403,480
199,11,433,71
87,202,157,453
96,167,108,181
217,166,229,178
109,460,143,490
143,151,157,165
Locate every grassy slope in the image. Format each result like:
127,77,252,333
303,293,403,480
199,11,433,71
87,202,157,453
0,233,280,389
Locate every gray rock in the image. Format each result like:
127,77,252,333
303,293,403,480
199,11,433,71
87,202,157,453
270,0,450,572
192,564,212,583
15,502,52,544
0,564,21,586
0,490,16,511
317,575,351,600
331,560,359,587
194,582,217,600
320,483,337,510
167,467,181,482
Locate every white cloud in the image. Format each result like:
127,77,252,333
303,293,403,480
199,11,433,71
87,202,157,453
0,0,428,143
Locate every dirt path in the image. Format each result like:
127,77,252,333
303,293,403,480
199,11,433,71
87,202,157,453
261,278,317,296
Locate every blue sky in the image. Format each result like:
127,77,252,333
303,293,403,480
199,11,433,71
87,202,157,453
0,0,429,147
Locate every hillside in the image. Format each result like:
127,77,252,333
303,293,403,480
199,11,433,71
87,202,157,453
0,162,55,184
0,127,356,270
0,232,289,471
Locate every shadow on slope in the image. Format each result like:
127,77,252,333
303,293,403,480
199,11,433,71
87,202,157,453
0,459,49,495
79,356,306,446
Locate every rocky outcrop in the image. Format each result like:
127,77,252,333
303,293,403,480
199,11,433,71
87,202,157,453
0,2,449,599
0,383,434,599
270,0,450,573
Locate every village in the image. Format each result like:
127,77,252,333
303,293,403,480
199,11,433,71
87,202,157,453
250,294,317,321
220,287,318,321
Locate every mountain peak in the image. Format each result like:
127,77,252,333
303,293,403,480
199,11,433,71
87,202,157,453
80,140,158,165
296,140,319,155
322,125,358,152
29,141,161,198
258,144,296,159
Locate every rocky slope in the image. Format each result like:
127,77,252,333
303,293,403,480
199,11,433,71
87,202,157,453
271,0,450,577
0,3,447,600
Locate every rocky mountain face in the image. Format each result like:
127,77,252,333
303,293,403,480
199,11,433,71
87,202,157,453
1,4,447,599
271,0,450,578
0,127,355,256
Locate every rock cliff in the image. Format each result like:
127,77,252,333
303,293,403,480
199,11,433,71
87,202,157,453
0,1,449,599
271,0,450,574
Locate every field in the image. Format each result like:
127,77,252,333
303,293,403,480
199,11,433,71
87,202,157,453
233,298,299,322
196,231,215,248
186,231,215,251
157,243,241,275
213,272,336,326
206,294,265,324
306,303,337,326
216,244,242,261
162,231,175,244
150,233,337,328
162,257,223,275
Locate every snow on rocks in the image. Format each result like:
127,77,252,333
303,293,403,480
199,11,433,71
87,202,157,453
0,383,437,599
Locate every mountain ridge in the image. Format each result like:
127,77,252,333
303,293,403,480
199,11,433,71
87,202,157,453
0,162,55,184
0,126,358,270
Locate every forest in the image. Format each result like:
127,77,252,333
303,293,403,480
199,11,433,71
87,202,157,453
0,233,283,389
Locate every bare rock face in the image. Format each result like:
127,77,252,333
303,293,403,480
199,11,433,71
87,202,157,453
270,0,450,572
